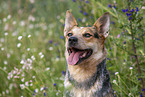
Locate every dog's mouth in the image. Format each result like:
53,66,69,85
67,47,93,65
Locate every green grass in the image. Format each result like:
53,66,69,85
0,0,145,97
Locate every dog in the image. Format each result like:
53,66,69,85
63,10,114,97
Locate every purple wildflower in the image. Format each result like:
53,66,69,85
85,1,89,3
60,36,64,39
136,7,139,12
83,12,88,16
126,13,131,17
123,41,126,44
132,9,135,12
43,92,46,96
78,18,82,21
138,78,141,80
142,88,145,91
129,17,132,20
111,21,115,24
79,10,83,13
72,0,76,2
108,4,112,8
49,40,53,44
122,9,126,13
113,5,116,8
125,9,129,12
109,47,111,50
62,71,66,76
53,83,57,86
107,58,111,61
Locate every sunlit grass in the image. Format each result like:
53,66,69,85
0,0,145,97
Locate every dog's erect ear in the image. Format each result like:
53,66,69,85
64,10,78,36
93,12,110,38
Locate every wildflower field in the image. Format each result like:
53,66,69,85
0,0,145,97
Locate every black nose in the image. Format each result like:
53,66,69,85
68,37,78,45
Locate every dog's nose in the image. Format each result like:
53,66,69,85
68,37,78,45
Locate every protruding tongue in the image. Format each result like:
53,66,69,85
67,49,85,65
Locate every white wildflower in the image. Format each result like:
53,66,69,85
39,52,43,56
7,15,11,19
142,6,145,9
40,55,44,59
115,72,119,75
2,91,5,95
20,84,25,89
25,81,29,86
28,15,35,21
30,0,35,4
4,32,8,36
129,67,133,70
1,48,4,51
40,87,43,91
20,60,24,64
30,83,33,86
17,43,21,48
113,80,117,85
20,21,25,26
27,48,30,51
6,90,9,94
9,83,13,90
128,93,131,96
31,56,35,60
0,38,4,42
4,61,8,65
3,18,7,22
14,76,19,78
29,24,34,29
7,53,11,58
21,78,25,82
46,67,50,71
3,67,7,70
22,73,25,77
35,88,38,93
4,24,9,31
12,21,16,25
49,47,53,51
32,76,35,78
18,36,22,40
28,34,31,38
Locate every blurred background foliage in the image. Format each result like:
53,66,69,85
0,0,145,97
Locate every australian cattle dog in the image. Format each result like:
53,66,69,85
63,10,114,97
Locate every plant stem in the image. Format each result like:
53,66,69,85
127,0,145,94
130,20,145,93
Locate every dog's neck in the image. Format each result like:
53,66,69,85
67,49,107,83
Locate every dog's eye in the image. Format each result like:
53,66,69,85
67,33,73,37
83,33,92,38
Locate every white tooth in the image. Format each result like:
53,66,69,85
82,52,87,57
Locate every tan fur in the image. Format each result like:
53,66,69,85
64,10,114,97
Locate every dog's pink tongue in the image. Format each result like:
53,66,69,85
67,50,83,65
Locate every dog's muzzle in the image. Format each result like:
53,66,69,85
68,37,78,46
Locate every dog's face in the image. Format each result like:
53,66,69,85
64,11,110,65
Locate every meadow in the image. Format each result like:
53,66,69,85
0,0,145,97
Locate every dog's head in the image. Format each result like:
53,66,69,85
64,10,110,66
